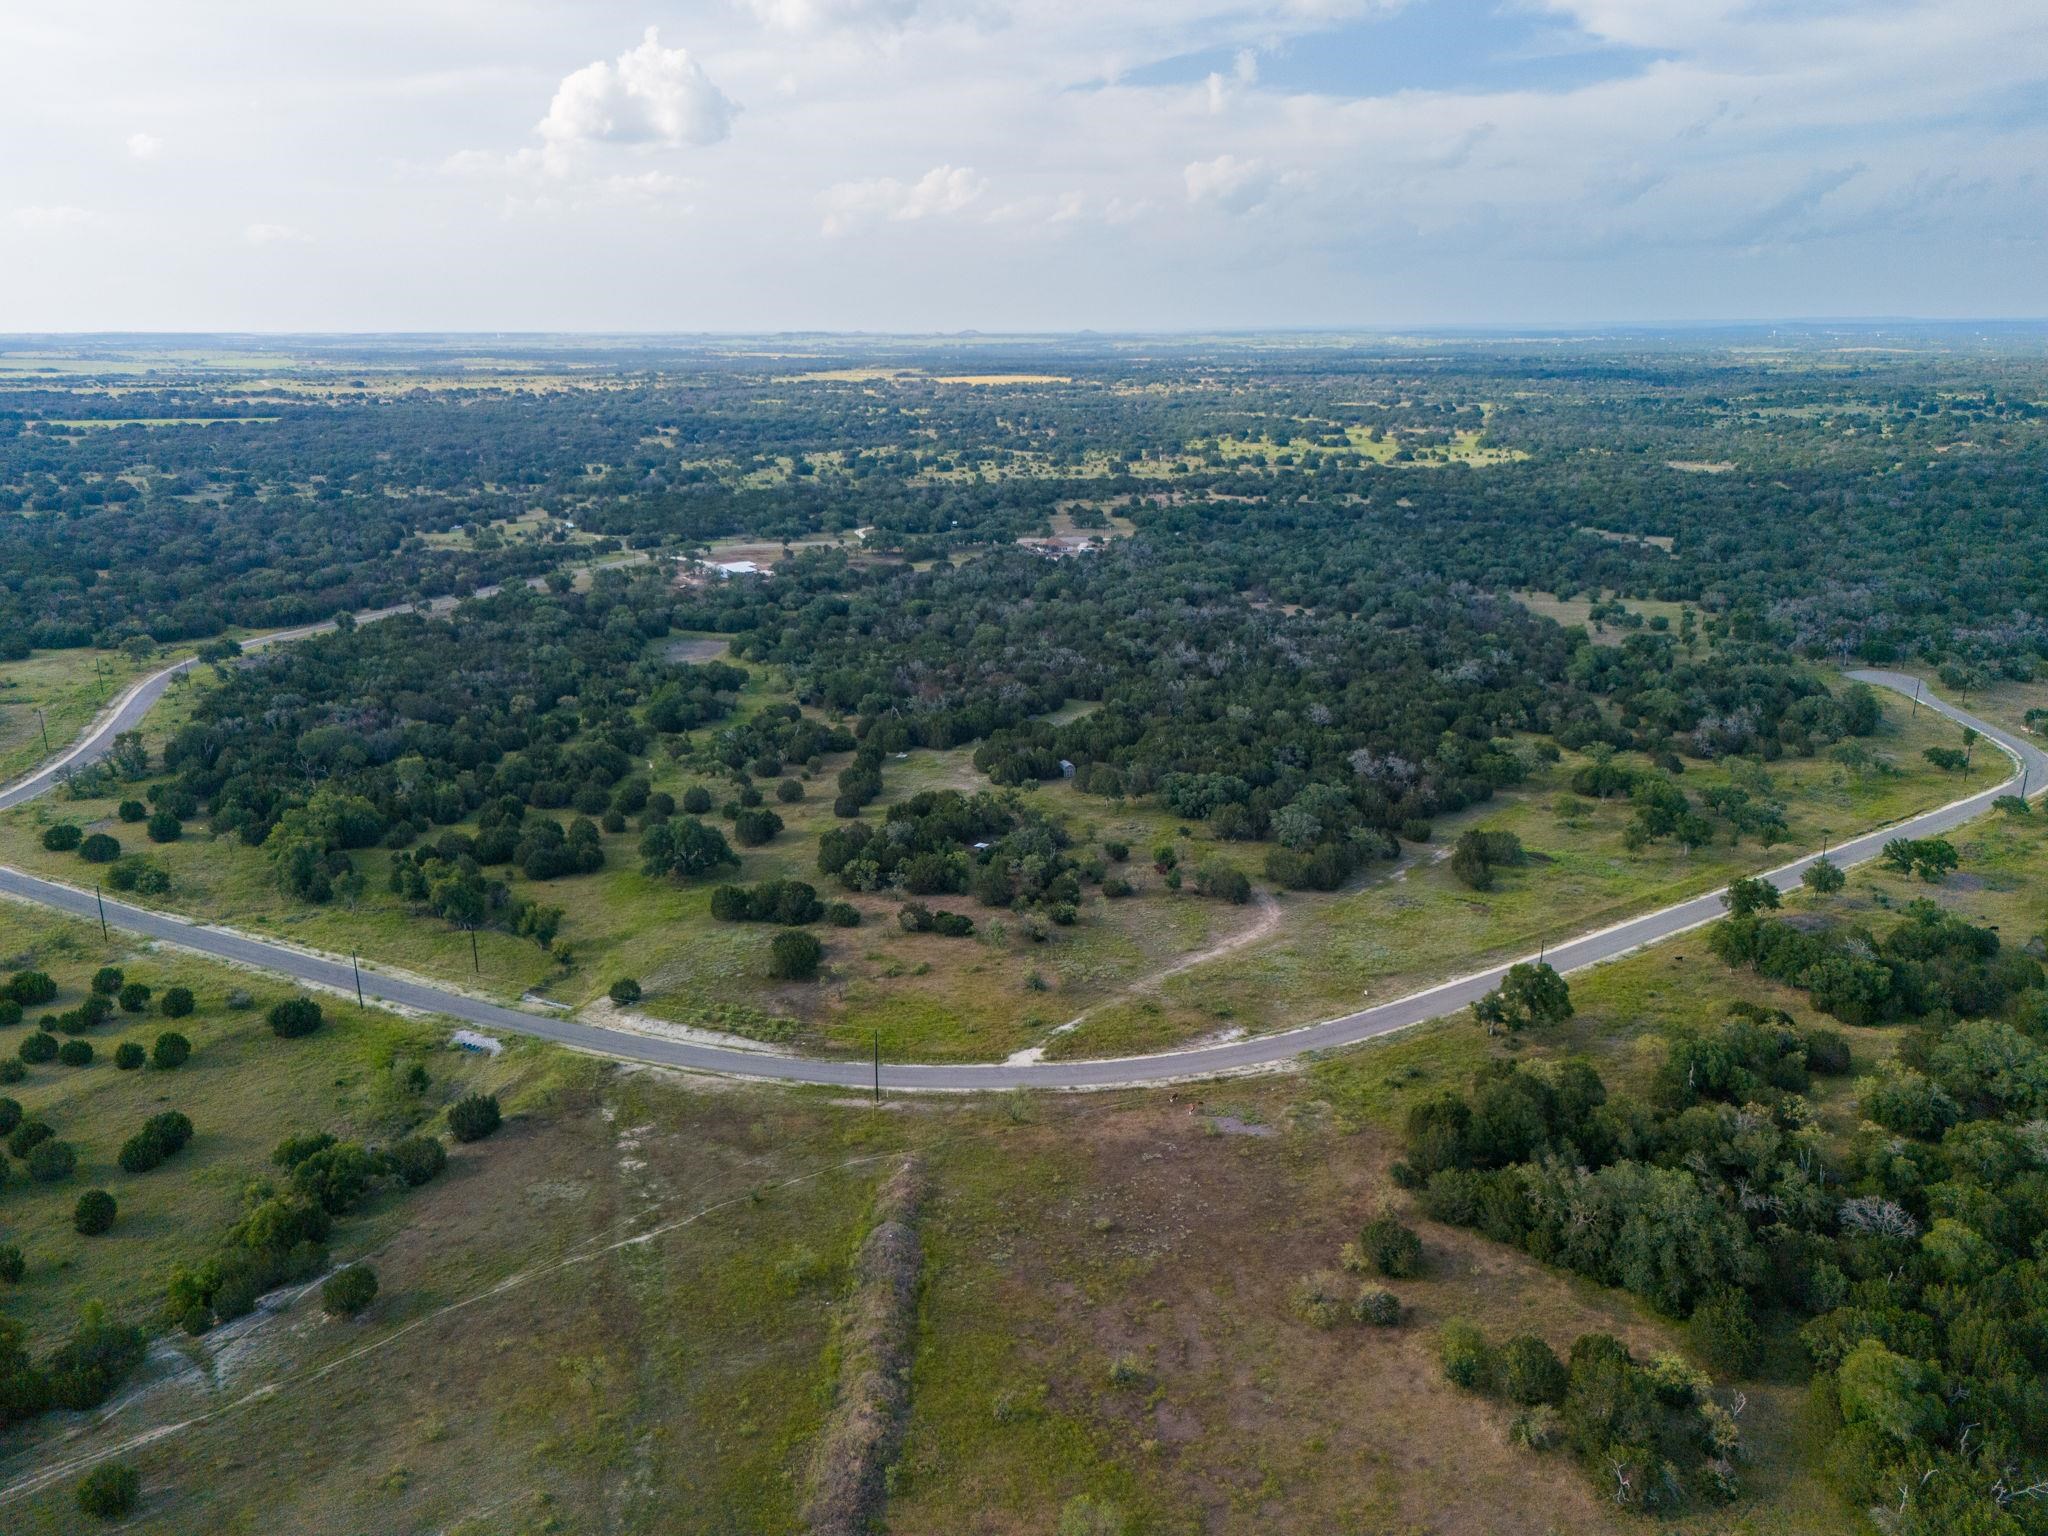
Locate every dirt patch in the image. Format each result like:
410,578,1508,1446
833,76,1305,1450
663,636,730,663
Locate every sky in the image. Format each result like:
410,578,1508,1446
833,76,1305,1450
3,0,2046,332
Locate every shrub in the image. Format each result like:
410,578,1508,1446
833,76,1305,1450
146,810,182,843
19,1031,57,1063
42,822,82,852
387,1136,447,1187
118,1111,193,1173
322,1264,379,1318
159,985,194,1018
27,1139,77,1182
1359,1215,1424,1278
0,1097,16,1136
1438,1317,1495,1390
76,1462,140,1521
79,832,122,864
681,785,713,815
824,900,861,927
115,1041,145,1070
1803,1027,1853,1076
448,1092,502,1143
271,1131,335,1170
73,1189,117,1236
91,967,124,996
151,1031,191,1069
607,977,643,1007
267,997,323,1038
0,1059,22,1084
291,1142,383,1214
769,928,823,981
7,970,56,1006
0,1245,21,1284
1353,1286,1402,1326
8,1118,51,1158
117,800,147,824
117,982,151,1013
1498,1333,1568,1406
1802,857,1847,895
1691,1287,1762,1377
1289,1269,1347,1329
776,777,804,803
0,999,18,1027
57,1039,93,1067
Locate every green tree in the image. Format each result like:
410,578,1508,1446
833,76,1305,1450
448,1093,501,1143
76,1463,140,1521
321,1264,379,1318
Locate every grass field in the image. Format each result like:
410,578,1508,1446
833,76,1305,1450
0,646,176,790
18,792,2035,1531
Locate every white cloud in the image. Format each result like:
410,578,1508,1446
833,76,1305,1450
537,28,737,159
1183,154,1272,213
822,164,986,234
740,0,925,33
125,131,162,162
245,222,311,245
11,205,95,231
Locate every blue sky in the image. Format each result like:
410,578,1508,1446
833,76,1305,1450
2,0,2044,330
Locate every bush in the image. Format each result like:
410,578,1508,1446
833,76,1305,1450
159,985,194,1018
681,785,713,815
91,967,124,995
28,1139,77,1182
146,810,182,843
1288,1270,1347,1329
7,970,56,1006
79,832,122,864
267,997,323,1038
1439,1316,1495,1390
607,977,643,1006
1353,1286,1402,1326
387,1136,447,1187
271,1131,335,1170
73,1189,117,1235
8,1118,51,1157
117,982,151,1013
322,1264,379,1318
769,928,823,981
76,1462,140,1521
1803,1027,1853,1076
117,800,147,823
0,1060,20,1084
1498,1333,1568,1405
1691,1287,1762,1377
1359,1215,1424,1278
291,1142,383,1214
0,1245,22,1283
151,1031,191,1069
824,900,861,927
776,777,804,803
19,1031,57,1063
0,1097,16,1136
0,999,18,1027
117,1111,193,1174
115,1041,145,1070
57,1039,92,1067
448,1092,502,1143
42,822,82,852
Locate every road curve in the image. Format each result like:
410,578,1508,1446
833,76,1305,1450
0,659,2036,1091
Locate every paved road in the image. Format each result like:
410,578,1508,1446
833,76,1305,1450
0,652,2035,1090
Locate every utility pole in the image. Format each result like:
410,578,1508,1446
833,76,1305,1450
94,885,107,939
873,1029,881,1106
469,928,480,972
352,952,365,1009
34,707,48,752
1912,679,1922,718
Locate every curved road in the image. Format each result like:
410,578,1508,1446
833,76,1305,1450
0,657,2036,1091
